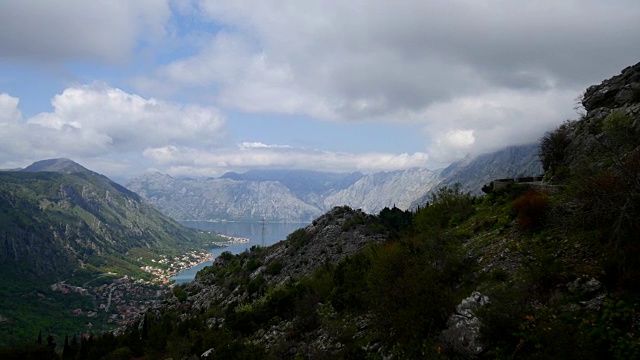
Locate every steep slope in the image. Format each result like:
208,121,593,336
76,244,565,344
0,158,223,346
324,167,442,213
171,207,388,311
0,159,216,280
411,143,542,208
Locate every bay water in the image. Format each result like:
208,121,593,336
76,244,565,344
171,221,308,284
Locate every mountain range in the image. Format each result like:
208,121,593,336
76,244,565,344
127,143,543,222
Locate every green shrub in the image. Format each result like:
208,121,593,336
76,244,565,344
266,261,283,275
414,183,475,235
590,298,640,360
287,228,309,250
247,275,265,295
173,285,188,303
219,251,234,261
245,258,260,272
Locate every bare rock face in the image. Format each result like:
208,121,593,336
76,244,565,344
265,206,387,285
442,292,490,358
578,61,640,140
582,62,640,111
543,61,640,180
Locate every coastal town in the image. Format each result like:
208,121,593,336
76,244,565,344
140,249,214,285
48,234,251,330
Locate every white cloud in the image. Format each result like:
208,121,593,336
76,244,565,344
443,130,476,149
0,93,21,123
131,0,640,164
1,85,432,178
143,143,430,177
4,1,640,178
143,0,640,115
422,87,579,165
27,83,226,151
0,84,227,174
239,142,292,149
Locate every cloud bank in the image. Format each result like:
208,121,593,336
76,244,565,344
0,86,429,176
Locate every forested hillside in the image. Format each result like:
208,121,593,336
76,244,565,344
0,159,223,347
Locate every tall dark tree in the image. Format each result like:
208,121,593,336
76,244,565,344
46,334,56,351
62,335,70,359
539,120,574,179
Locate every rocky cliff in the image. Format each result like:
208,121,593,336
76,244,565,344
541,61,640,181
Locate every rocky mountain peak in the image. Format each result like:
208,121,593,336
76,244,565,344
582,61,640,111
23,158,93,175
270,206,387,281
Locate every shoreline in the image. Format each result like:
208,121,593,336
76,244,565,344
140,249,214,285
180,219,311,224
145,236,250,285
215,233,250,244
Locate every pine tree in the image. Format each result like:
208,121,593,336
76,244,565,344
62,334,70,359
46,334,56,351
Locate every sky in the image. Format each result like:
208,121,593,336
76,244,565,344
1,1,639,180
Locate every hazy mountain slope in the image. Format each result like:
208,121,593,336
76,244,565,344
128,172,324,222
220,169,363,208
441,143,543,189
324,167,442,213
410,144,542,208
128,145,541,221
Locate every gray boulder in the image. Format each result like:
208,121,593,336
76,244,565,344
442,291,490,358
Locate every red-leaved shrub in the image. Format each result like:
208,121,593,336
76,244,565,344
512,189,549,231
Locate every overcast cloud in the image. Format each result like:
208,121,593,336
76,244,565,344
1,0,639,178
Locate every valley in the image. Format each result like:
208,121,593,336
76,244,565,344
0,159,230,346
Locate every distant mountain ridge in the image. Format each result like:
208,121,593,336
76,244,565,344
23,157,95,174
410,143,543,208
127,144,543,222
